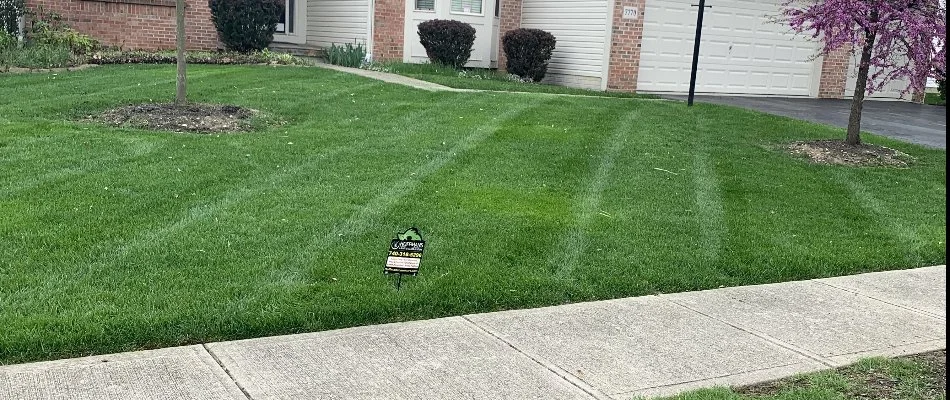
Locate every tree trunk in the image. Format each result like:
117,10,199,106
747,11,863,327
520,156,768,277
175,0,187,106
846,32,877,145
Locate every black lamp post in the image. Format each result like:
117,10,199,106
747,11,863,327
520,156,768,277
688,0,711,106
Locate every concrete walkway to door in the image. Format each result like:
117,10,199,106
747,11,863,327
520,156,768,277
665,95,947,149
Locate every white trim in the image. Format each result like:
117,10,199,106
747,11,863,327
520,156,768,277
403,0,414,63
272,0,308,45
367,0,375,60
600,0,617,91
809,54,823,98
449,11,485,16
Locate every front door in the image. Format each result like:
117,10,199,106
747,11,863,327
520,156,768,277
272,0,307,44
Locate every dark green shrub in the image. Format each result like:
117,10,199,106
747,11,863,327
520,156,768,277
326,41,366,67
502,28,556,82
0,30,15,48
0,0,24,37
417,19,475,68
209,0,283,52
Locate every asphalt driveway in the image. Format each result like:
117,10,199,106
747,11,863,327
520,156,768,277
666,96,947,149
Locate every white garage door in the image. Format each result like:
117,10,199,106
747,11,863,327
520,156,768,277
520,0,610,90
638,0,819,96
845,51,911,100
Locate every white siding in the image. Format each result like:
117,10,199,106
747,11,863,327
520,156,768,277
519,0,609,90
307,0,370,49
638,0,819,96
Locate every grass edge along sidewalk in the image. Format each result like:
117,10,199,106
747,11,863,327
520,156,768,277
0,266,944,399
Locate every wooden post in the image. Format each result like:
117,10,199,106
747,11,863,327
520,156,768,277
175,0,187,105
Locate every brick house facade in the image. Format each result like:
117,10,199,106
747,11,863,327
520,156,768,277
26,0,908,99
25,0,218,50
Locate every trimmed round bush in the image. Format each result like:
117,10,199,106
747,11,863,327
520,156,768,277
209,0,283,52
417,19,475,68
502,28,556,82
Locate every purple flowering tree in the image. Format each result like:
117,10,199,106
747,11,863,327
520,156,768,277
782,0,946,145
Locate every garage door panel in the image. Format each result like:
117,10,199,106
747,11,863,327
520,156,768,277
638,0,818,95
845,49,910,99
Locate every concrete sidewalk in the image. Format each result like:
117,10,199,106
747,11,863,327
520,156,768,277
309,61,472,92
2,266,944,399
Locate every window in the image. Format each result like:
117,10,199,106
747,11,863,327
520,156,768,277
276,0,296,34
415,0,434,11
451,0,482,14
494,0,499,17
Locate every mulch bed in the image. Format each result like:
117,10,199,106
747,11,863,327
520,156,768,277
93,103,257,133
785,139,914,167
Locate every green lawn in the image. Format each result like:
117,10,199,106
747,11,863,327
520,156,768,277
657,351,946,400
366,61,655,98
0,65,945,364
925,92,946,106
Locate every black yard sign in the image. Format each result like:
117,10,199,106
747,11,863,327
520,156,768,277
384,228,425,286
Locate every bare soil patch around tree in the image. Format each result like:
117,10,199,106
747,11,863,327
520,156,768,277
93,103,258,133
784,139,914,167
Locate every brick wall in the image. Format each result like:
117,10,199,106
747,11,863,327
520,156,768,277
818,45,851,98
605,0,645,92
495,0,522,72
24,0,218,50
372,0,404,61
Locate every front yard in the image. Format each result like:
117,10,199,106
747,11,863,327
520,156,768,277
0,65,945,364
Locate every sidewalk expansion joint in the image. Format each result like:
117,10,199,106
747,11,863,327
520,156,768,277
660,297,836,368
459,315,612,400
201,344,254,400
811,279,946,321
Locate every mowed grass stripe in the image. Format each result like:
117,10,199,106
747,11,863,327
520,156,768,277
0,79,380,239
833,170,925,262
6,91,475,283
323,98,544,242
0,139,167,199
0,68,244,117
551,108,641,279
691,120,726,266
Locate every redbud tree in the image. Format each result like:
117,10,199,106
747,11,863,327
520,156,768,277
781,0,946,145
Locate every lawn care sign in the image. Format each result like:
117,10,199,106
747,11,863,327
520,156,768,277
385,228,425,275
